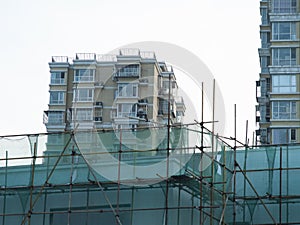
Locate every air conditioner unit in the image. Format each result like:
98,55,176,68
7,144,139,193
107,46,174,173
94,102,103,107
94,117,102,122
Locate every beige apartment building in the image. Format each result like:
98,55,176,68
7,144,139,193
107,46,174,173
43,49,185,152
256,0,300,144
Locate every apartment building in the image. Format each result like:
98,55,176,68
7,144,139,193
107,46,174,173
43,49,186,154
256,0,300,144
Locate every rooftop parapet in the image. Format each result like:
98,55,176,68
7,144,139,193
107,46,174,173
51,56,69,63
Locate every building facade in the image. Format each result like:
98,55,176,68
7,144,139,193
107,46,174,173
43,49,186,154
256,0,300,144
44,49,185,133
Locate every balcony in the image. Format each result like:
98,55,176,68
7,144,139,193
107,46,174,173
114,65,140,78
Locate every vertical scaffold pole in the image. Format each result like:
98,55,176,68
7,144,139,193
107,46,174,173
233,104,237,224
279,146,282,224
164,70,171,225
28,140,37,225
2,151,8,225
117,128,122,225
210,79,216,225
200,82,204,225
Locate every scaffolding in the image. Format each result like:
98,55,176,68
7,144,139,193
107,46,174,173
0,121,300,225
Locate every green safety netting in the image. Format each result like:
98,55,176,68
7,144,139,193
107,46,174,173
0,126,300,225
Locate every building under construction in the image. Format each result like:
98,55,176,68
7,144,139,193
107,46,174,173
0,122,300,225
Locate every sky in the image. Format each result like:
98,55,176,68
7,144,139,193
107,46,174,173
0,0,261,143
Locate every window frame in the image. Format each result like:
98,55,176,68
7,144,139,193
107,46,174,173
50,72,66,85
272,0,297,13
73,88,94,102
272,75,297,93
116,64,140,77
73,108,93,121
74,69,95,82
49,91,65,105
117,103,137,118
272,48,296,66
47,111,65,125
272,22,296,40
272,128,297,144
272,101,297,120
117,83,138,98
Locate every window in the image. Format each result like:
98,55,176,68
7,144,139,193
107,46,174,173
50,91,65,104
51,72,65,84
272,101,296,119
118,83,138,97
272,75,296,93
73,108,93,121
272,22,296,40
73,89,93,102
74,69,94,82
291,128,297,141
273,0,297,13
116,64,139,77
117,104,137,118
272,128,297,144
272,48,296,66
47,111,64,125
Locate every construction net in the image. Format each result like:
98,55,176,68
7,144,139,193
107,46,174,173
0,124,299,225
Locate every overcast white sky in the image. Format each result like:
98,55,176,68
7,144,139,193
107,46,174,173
0,0,261,143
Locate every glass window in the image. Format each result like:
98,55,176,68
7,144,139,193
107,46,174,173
117,104,137,118
272,48,296,66
51,72,65,84
50,91,65,104
73,89,93,102
74,69,94,82
47,111,64,125
74,109,93,121
272,128,297,144
291,128,297,141
116,64,140,77
273,0,297,13
272,75,296,93
272,101,296,119
118,83,138,97
272,22,296,40
272,129,288,144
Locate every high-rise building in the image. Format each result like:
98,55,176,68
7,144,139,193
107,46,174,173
44,49,185,133
43,49,186,156
256,0,300,144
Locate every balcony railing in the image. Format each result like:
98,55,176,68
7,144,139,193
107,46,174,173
75,53,96,60
51,56,68,63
